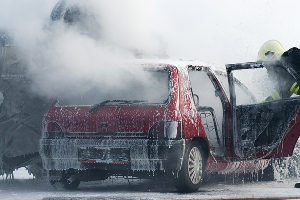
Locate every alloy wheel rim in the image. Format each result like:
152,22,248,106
188,146,202,184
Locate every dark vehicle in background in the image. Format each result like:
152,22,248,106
40,62,300,192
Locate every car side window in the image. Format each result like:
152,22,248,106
188,70,224,156
232,68,271,105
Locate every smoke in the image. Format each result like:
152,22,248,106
0,0,170,103
1,0,300,102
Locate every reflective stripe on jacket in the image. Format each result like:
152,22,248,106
290,81,300,95
265,81,299,102
264,89,281,101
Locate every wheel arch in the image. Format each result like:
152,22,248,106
191,137,209,162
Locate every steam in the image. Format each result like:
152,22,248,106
1,0,300,101
0,0,169,103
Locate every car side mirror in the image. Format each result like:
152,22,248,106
193,94,199,106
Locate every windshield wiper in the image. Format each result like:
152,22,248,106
89,100,146,113
89,100,128,113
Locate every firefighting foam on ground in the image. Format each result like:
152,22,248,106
0,0,300,198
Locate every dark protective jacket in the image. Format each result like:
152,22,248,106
265,47,300,101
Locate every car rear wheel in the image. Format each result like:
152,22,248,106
61,176,80,190
60,172,80,190
49,171,80,190
175,142,205,192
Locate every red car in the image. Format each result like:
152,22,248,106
40,61,300,192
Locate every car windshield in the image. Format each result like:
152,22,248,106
58,68,171,106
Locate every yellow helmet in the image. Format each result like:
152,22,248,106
257,40,285,61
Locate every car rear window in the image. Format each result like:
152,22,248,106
58,69,171,106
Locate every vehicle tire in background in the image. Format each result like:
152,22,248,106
175,142,205,193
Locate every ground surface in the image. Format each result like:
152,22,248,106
0,168,300,200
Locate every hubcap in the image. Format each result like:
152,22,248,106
188,146,202,184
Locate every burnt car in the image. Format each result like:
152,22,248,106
40,61,300,192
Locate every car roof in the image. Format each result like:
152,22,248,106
132,59,226,73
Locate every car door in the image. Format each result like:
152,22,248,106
226,62,300,159
188,66,229,157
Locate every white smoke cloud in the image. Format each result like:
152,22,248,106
0,0,168,103
1,0,300,102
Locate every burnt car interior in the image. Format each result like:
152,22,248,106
226,62,300,159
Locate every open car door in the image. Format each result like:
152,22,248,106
226,62,300,159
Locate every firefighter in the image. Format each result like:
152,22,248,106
257,40,285,62
258,41,300,101
258,42,300,188
279,48,300,189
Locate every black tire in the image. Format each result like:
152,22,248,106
49,171,80,190
49,179,80,190
61,177,80,190
295,183,300,188
175,142,205,193
60,175,80,190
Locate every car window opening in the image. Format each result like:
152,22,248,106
188,70,224,156
58,69,171,106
